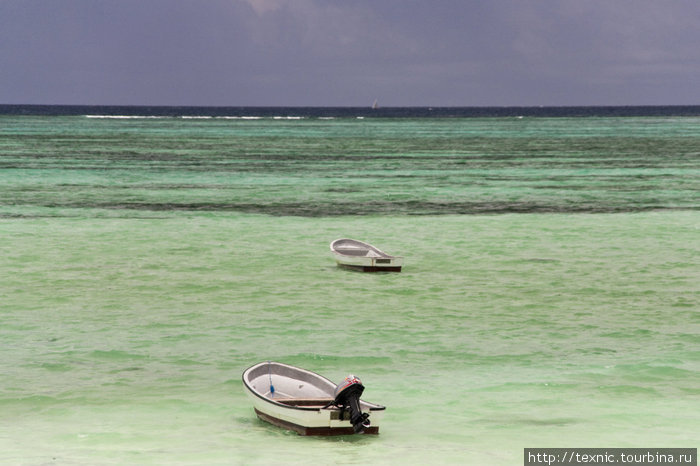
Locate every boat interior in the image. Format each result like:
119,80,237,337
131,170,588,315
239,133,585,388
335,247,385,257
275,398,335,408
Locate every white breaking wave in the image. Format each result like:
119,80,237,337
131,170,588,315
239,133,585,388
85,115,167,119
217,116,262,120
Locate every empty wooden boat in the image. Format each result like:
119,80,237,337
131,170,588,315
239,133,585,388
330,238,403,272
242,361,385,436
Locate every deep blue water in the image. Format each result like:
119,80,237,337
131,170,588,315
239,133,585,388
3,104,700,118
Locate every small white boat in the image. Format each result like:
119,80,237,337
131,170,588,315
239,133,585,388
330,238,403,272
242,361,385,436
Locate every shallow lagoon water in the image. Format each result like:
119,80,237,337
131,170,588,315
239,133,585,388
2,212,698,464
1,111,698,464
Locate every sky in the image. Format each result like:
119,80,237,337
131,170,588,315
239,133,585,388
1,0,700,107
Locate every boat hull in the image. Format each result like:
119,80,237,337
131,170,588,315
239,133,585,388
242,362,385,436
336,262,402,273
254,408,380,436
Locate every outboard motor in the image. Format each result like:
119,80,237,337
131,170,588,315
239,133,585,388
333,375,371,433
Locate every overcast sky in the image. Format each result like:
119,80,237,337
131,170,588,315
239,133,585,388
1,0,699,106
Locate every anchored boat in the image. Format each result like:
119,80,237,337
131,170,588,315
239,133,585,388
242,361,385,436
330,238,403,272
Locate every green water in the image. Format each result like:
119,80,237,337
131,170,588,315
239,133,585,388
1,115,698,464
1,115,699,216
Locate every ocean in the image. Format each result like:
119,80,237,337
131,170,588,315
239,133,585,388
1,106,698,465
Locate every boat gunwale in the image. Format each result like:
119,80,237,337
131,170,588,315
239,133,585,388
330,238,402,260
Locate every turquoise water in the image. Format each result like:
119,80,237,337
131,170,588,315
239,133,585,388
1,113,698,464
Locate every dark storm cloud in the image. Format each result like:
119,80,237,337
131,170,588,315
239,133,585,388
1,0,699,105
